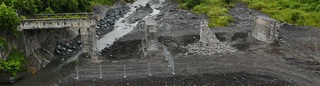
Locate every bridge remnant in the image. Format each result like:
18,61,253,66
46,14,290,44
142,18,161,58
19,17,99,62
252,16,280,43
19,18,95,30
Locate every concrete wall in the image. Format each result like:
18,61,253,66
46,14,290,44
19,18,95,30
22,31,41,57
29,13,93,19
200,20,220,44
252,16,280,43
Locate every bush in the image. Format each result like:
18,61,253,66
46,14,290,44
0,49,26,77
90,0,116,6
0,3,21,30
41,7,55,14
178,0,203,9
179,0,235,27
241,0,320,28
0,38,8,51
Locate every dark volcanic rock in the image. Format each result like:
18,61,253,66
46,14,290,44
127,4,153,23
96,6,130,36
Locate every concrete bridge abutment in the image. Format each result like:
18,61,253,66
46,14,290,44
19,18,100,62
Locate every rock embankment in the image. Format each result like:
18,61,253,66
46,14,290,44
96,6,130,37
127,4,153,23
54,37,82,57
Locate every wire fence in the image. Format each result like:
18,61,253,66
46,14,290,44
162,43,175,75
73,44,175,80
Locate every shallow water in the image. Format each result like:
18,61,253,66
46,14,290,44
96,0,163,51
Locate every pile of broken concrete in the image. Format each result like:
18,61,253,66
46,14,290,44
182,20,238,55
183,42,238,55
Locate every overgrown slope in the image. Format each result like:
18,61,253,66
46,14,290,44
241,0,320,27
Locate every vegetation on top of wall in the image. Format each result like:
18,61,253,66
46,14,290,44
90,0,116,6
0,49,26,77
178,0,236,27
241,0,320,27
0,0,117,15
35,15,89,19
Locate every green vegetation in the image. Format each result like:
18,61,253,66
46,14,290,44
0,3,22,37
0,0,118,78
0,38,8,51
0,0,117,15
179,0,320,28
0,38,26,77
241,0,320,27
0,49,26,77
0,3,21,31
91,0,116,5
178,0,236,27
36,15,88,19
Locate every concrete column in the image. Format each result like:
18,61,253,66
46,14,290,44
199,20,220,44
142,18,160,58
80,28,90,53
89,26,100,62
252,16,280,43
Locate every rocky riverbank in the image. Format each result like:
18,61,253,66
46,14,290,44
96,6,130,37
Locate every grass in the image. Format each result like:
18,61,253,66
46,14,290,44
178,0,320,28
241,0,320,27
178,0,235,27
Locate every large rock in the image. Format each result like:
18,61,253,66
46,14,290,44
127,4,153,23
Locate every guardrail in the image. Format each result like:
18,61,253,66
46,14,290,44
26,13,94,19
19,18,95,30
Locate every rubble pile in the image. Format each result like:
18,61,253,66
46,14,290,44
183,42,238,55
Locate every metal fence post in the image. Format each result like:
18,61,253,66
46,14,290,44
99,65,102,79
124,64,127,78
75,66,79,79
148,62,151,76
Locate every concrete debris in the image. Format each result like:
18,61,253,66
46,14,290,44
183,42,238,55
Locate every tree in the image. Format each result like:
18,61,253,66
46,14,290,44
41,7,55,14
0,3,20,31
0,49,26,77
78,0,92,12
12,0,40,15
